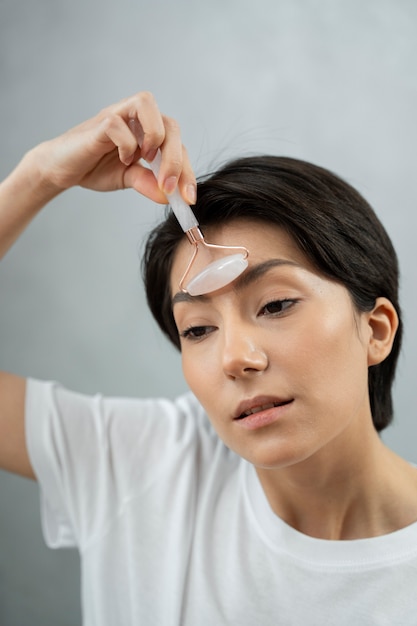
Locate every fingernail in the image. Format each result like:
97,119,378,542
163,176,178,195
186,184,197,205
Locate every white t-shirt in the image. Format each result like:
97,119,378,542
25,378,417,626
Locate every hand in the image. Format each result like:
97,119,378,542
31,92,196,205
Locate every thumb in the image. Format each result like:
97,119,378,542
124,164,168,204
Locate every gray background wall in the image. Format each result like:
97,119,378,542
0,0,416,623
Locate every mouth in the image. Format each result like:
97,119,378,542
234,398,293,420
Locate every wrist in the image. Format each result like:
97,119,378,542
0,146,62,259
19,144,64,203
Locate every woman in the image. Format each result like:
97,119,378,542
1,92,416,625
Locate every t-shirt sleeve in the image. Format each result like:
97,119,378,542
25,378,207,551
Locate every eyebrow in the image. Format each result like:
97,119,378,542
171,258,301,306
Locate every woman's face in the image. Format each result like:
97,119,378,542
170,219,375,470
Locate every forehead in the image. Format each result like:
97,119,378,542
169,219,312,296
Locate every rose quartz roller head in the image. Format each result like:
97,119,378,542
149,151,249,296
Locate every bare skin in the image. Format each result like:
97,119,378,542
0,91,196,478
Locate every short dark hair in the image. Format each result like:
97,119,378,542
142,156,402,432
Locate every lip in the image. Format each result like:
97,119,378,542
233,396,294,430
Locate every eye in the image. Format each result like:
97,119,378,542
259,298,298,316
180,325,216,341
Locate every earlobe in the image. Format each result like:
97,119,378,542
366,297,399,366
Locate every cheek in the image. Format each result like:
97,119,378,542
182,351,209,391
307,325,369,412
290,310,367,383
181,356,195,388
181,346,221,405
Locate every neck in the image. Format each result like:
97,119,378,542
256,427,417,540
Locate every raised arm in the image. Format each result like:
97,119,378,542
0,92,196,478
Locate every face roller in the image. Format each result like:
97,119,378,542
148,150,249,296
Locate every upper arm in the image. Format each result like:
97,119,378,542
0,372,35,479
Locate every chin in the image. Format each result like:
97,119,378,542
238,443,309,471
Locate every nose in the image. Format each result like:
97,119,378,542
221,324,268,379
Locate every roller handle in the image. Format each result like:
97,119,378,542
148,151,199,232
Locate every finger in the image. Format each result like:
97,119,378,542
178,145,197,205
98,114,139,165
110,92,196,203
112,94,191,196
117,92,166,162
157,115,186,196
123,164,168,204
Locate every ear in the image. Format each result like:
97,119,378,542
366,297,399,366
